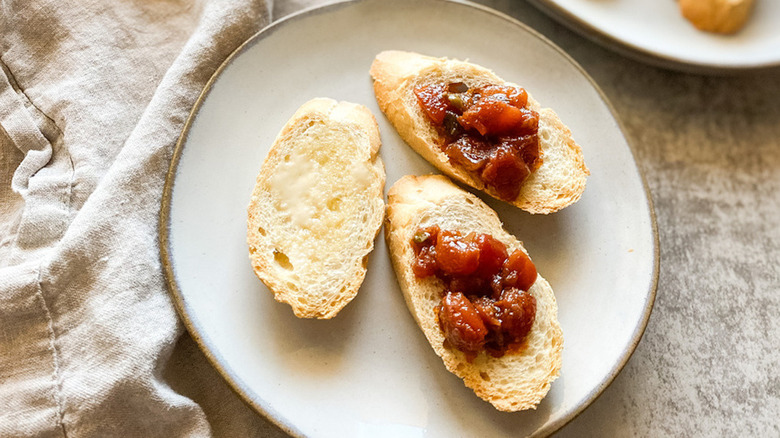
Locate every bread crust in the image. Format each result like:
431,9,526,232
371,50,588,214
679,0,754,34
247,98,385,319
385,174,563,411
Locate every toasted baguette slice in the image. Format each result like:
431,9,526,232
679,0,754,34
371,50,588,214
385,174,562,411
247,98,385,319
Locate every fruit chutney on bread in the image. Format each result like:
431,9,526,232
385,175,562,411
414,82,541,202
371,50,589,214
411,225,539,362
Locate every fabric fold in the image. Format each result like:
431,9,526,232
0,60,73,254
0,1,279,436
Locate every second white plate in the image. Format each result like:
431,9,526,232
528,0,780,72
161,1,658,436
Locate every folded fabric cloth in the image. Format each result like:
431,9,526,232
0,1,287,436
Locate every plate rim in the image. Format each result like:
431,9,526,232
158,0,660,436
526,0,780,75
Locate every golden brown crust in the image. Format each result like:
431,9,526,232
385,175,563,411
371,50,588,215
679,0,755,34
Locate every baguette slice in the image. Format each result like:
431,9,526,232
371,50,588,214
679,0,754,34
385,174,562,411
247,98,385,319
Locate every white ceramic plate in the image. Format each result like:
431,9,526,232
160,1,658,436
527,0,780,73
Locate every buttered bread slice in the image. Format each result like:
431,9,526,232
247,98,385,319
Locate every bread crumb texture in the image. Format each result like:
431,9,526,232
247,98,385,319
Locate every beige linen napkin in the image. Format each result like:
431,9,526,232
0,1,286,436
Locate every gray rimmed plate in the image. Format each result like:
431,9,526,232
527,0,780,74
159,1,658,436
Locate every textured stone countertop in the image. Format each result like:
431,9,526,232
195,1,780,436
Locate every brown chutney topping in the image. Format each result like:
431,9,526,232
411,225,537,361
414,82,542,202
